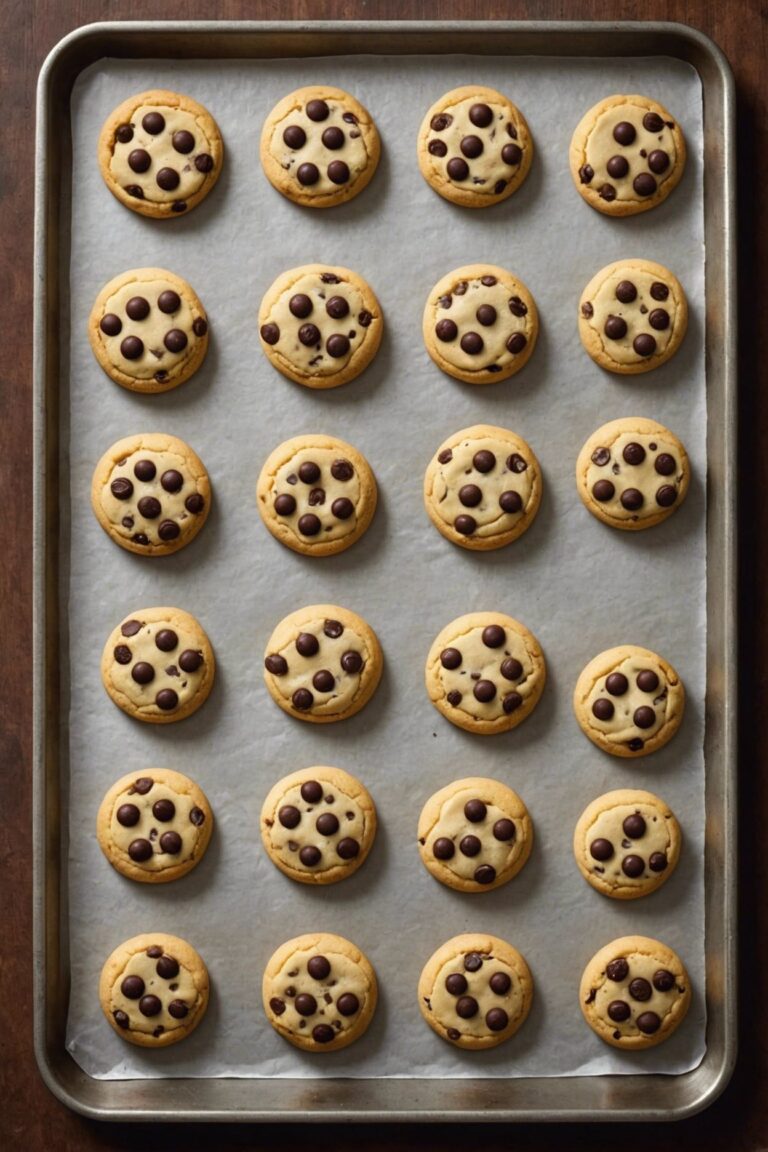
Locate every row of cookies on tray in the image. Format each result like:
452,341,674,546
88,260,688,393
99,927,691,1055
99,766,681,901
91,421,691,559
100,604,685,754
99,86,685,216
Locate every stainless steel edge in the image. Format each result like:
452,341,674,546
32,19,737,1123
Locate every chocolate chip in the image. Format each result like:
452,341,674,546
178,649,202,673
166,999,188,1020
482,625,505,648
316,812,339,836
128,148,151,173
648,852,670,875
274,493,296,518
459,834,482,857
159,831,181,854
484,1007,508,1032
156,167,180,191
428,139,447,157
137,496,161,520
579,164,594,184
607,155,630,178
446,973,467,995
341,650,363,674
294,992,317,1017
190,807,205,826
647,149,670,174
633,172,657,197
297,162,320,186
302,955,330,983
633,706,656,729
446,690,462,706
606,957,629,982
592,698,614,721
279,805,301,829
299,845,321,866
497,490,522,516
604,672,628,697
650,969,675,994
627,977,652,1002
636,670,660,694
440,647,462,670
298,514,321,536
460,331,483,354
433,837,455,860
620,488,644,511
643,111,665,133
126,296,150,321
620,813,647,842
114,643,133,666
115,124,133,144
469,103,493,127
151,798,175,823
125,185,144,199
110,477,133,502
100,313,123,337
447,157,470,181
456,995,479,1019
292,688,314,711
608,1000,631,1022
460,134,483,158
502,143,522,166
116,803,141,828
327,160,350,185
265,654,289,677
651,455,676,481
283,124,306,149
337,993,359,1016
464,953,483,974
312,669,335,693
592,479,615,504
636,1011,661,1034
464,799,487,823
474,864,496,885
459,484,482,508
590,838,614,861
358,309,372,327
156,689,178,711
325,297,350,323
306,98,329,122
121,975,145,1000
164,328,188,353
470,450,495,474
650,281,669,301
501,692,522,715
260,322,280,346
599,183,616,201
185,493,204,514
308,487,325,507
506,332,528,356
331,496,354,519
613,121,636,145
447,1028,461,1041
296,632,319,658
473,680,496,703
437,449,453,466
623,442,646,466
132,534,149,546
322,126,345,150
435,318,458,342
337,838,359,860
128,838,152,862
319,273,341,284
621,854,645,878
490,818,514,844
131,661,155,685
646,310,671,336
604,315,628,340
121,335,144,360
171,201,187,213
312,1024,335,1044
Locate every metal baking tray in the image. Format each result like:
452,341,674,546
33,20,736,1122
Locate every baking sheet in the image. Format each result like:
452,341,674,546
63,53,706,1080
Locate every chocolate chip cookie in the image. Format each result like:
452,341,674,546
100,933,210,1047
425,612,546,736
418,86,533,207
101,607,215,724
580,936,691,1049
97,768,213,884
263,932,377,1052
424,424,541,549
260,86,380,208
261,766,376,885
418,778,533,893
423,265,538,384
578,259,688,375
570,95,686,216
576,417,690,531
419,934,533,1049
573,645,685,758
264,605,382,724
88,268,210,393
573,789,681,900
257,434,377,556
91,433,210,555
259,264,383,389
98,90,223,218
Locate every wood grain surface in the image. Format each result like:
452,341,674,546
3,0,764,1147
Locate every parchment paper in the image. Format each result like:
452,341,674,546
64,53,706,1080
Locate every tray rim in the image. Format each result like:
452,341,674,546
33,17,737,1124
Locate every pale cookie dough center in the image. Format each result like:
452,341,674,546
109,618,206,715
585,107,679,201
100,447,205,545
110,105,214,203
432,279,530,373
591,951,685,1039
438,626,536,721
109,781,203,871
426,100,523,191
584,270,677,366
266,784,366,873
99,279,199,380
268,947,371,1040
425,788,524,880
585,431,685,522
264,273,370,377
582,803,671,888
269,100,370,195
111,950,199,1035
585,656,672,746
429,954,523,1038
267,447,362,543
271,620,367,716
432,435,533,537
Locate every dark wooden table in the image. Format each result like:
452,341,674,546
4,1,764,1147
